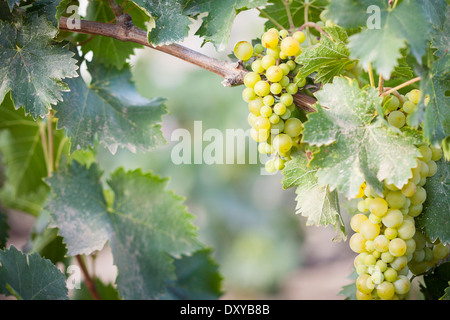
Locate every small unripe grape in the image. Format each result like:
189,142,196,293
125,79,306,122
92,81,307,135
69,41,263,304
280,36,301,56
292,31,306,44
419,160,429,177
279,29,289,38
269,113,280,124
265,159,276,173
390,256,407,271
402,101,417,114
260,105,273,118
384,268,397,282
430,146,443,161
274,157,285,170
233,41,253,61
286,83,298,95
286,60,296,71
279,63,291,75
357,200,369,212
261,31,279,49
384,227,398,240
254,81,271,97
424,247,433,261
266,47,280,59
433,243,450,260
253,43,264,54
418,145,432,162
405,238,416,255
270,121,284,135
388,110,406,128
253,116,271,131
266,65,284,82
413,232,427,250
401,181,416,197
279,76,290,87
263,95,275,107
280,93,294,106
283,118,303,137
270,83,282,95
381,251,395,263
385,95,400,111
427,160,437,177
412,248,425,262
242,87,255,102
274,103,287,116
410,186,426,205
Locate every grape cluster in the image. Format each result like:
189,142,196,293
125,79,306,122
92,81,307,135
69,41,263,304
234,28,307,173
349,90,449,300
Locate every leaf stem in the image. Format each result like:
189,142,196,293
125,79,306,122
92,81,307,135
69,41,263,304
256,8,285,30
282,0,295,30
304,1,312,46
381,77,421,97
368,63,375,87
378,74,384,95
76,255,101,300
299,22,327,36
39,123,51,177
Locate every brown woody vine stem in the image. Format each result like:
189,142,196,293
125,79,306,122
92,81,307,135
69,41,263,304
58,17,317,113
76,255,101,300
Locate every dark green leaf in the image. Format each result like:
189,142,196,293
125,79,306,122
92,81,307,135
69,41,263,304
0,14,78,118
45,161,202,299
54,61,166,154
422,262,450,300
0,245,68,300
72,278,121,300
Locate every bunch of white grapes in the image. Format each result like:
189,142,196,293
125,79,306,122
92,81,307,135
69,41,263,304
349,90,449,300
233,28,307,173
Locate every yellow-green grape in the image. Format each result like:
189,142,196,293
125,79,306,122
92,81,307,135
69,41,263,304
279,63,291,75
266,65,284,83
258,142,269,154
280,93,294,106
374,235,390,252
350,213,368,232
359,220,380,240
424,247,434,261
401,181,416,197
419,160,429,177
413,248,425,262
283,118,303,137
248,113,257,126
244,72,261,88
356,274,373,294
279,76,290,87
418,145,432,162
356,290,373,300
250,128,269,142
406,89,421,104
233,41,253,61
413,232,427,249
408,204,423,217
270,83,282,95
261,30,279,49
286,83,299,95
280,36,301,56
253,116,271,131
274,102,287,115
254,43,264,54
270,121,285,135
381,251,395,263
434,243,450,260
260,105,273,118
286,60,296,71
389,238,407,257
382,209,403,228
279,29,289,38
377,281,395,300
410,186,427,205
390,256,407,271
263,95,275,106
269,113,280,124
402,101,417,114
273,133,293,154
248,97,263,116
265,158,276,173
386,191,406,209
364,253,376,265
393,276,410,295
384,268,397,282
274,157,285,170
369,213,382,225
261,54,276,69
397,220,416,240
376,260,388,272
292,31,306,44
252,59,265,73
280,109,291,120
388,110,406,128
430,146,443,161
242,87,255,102
266,47,280,59
369,197,388,217
427,160,437,177
405,238,416,255
385,95,400,111
254,80,271,97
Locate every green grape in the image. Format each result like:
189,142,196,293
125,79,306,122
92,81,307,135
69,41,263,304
384,268,397,282
254,80,271,97
242,87,255,102
286,83,298,95
408,203,423,217
430,146,443,161
266,65,284,82
266,47,280,59
419,160,429,177
274,157,285,170
252,59,265,73
413,232,427,250
286,60,296,71
280,93,294,106
365,240,376,254
374,235,389,252
351,214,368,232
233,41,253,61
258,142,269,154
397,220,415,240
381,251,395,263
433,243,450,260
261,30,279,49
357,200,369,213
386,190,406,209
402,101,417,114
406,89,421,104
356,290,373,300
254,43,264,54
279,76,290,87
359,220,380,240
423,247,433,261
393,276,410,295
382,209,403,228
377,281,395,300
405,238,416,255
427,160,437,177
260,105,273,118
390,256,407,271
401,181,416,197
292,31,306,44
270,83,282,95
385,95,400,111
384,227,398,240
248,113,257,126
244,72,261,88
248,97,263,116
280,36,301,56
283,118,303,137
388,110,406,128
389,238,407,257
369,197,388,217
369,213,382,224
356,274,373,294
250,127,269,142
280,109,291,120
371,270,384,285
279,29,289,38
263,95,275,106
412,248,425,262
273,133,293,154
265,159,276,173
253,116,271,131
269,113,280,124
410,186,426,205
418,145,432,162
274,103,287,115
376,260,388,273
279,63,291,75
270,121,285,135
261,54,276,69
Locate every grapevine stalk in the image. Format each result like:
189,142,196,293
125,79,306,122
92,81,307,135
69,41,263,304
76,255,101,300
381,77,421,97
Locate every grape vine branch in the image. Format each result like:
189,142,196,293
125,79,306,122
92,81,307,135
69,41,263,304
58,16,317,113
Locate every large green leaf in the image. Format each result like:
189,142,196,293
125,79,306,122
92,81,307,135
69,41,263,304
78,0,148,69
0,246,68,300
302,77,421,198
295,25,353,84
0,14,78,118
416,159,450,245
184,0,266,51
54,61,166,154
282,151,344,241
45,161,202,299
431,6,450,58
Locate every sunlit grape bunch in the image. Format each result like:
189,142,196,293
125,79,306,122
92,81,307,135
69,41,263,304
233,28,307,173
349,133,448,300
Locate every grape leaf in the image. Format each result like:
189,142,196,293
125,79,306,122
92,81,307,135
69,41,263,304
184,0,267,51
416,159,450,245
421,262,450,300
295,25,353,84
45,161,202,299
131,0,191,46
73,278,121,300
431,6,450,58
28,0,65,27
161,248,223,300
302,77,421,199
0,14,78,118
0,246,68,300
282,151,345,241
0,211,8,249
54,61,166,154
262,0,328,31
78,0,148,69
5,0,17,11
